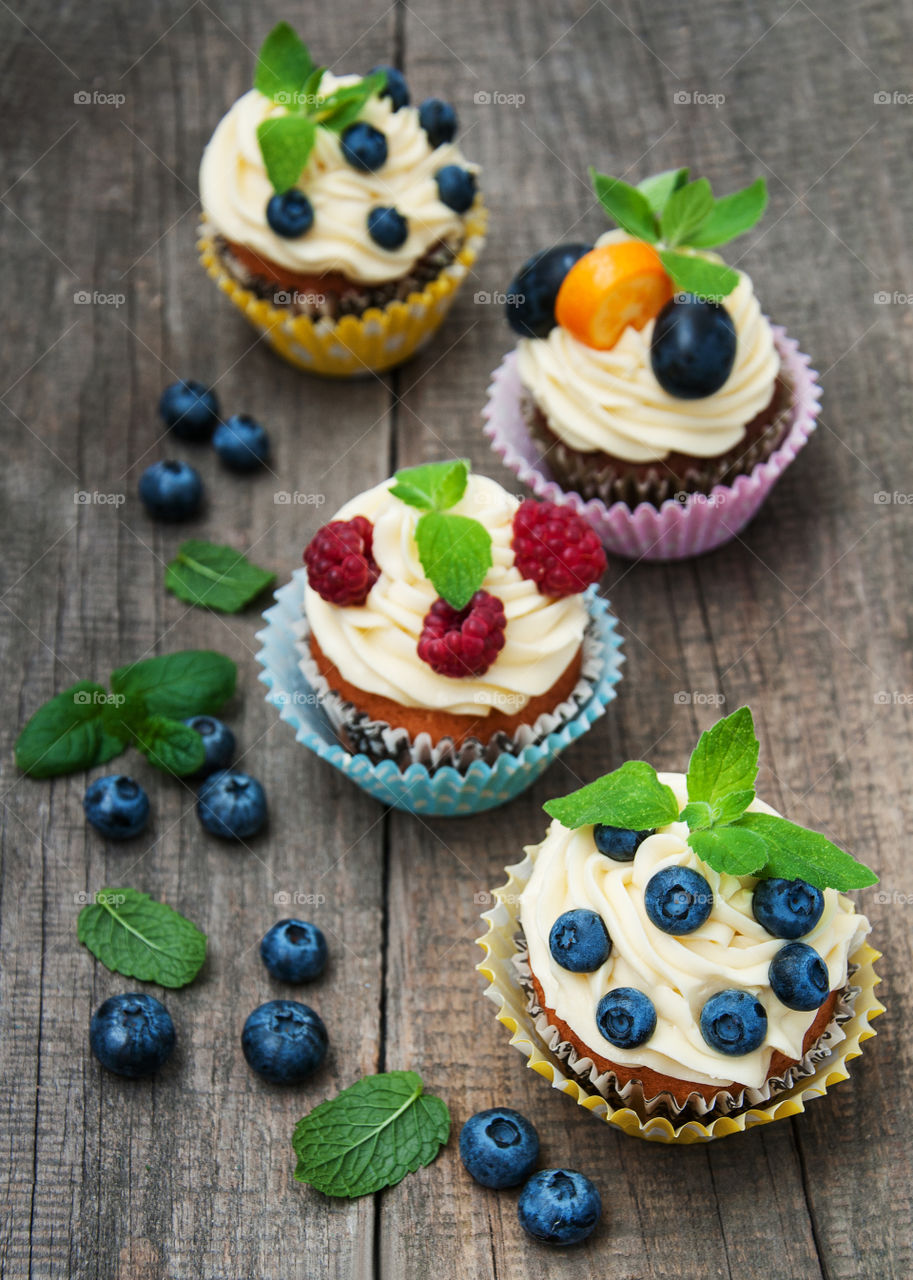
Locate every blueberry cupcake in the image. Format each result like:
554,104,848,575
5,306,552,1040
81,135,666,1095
199,23,486,376
485,167,820,559
478,708,882,1135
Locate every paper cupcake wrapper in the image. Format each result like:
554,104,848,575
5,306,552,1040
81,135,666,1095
482,328,821,561
476,851,883,1144
255,569,624,816
198,202,487,378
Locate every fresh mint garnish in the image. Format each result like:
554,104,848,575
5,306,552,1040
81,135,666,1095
133,715,207,776
390,461,492,609
690,178,768,248
255,21,314,102
657,250,740,303
110,649,236,719
589,170,658,243
543,706,878,892
257,115,318,194
660,177,714,247
14,681,128,778
637,167,689,214
77,887,207,988
165,539,275,613
292,1070,450,1198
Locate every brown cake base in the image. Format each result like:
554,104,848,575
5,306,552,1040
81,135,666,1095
530,970,838,1107
309,635,583,749
522,371,794,509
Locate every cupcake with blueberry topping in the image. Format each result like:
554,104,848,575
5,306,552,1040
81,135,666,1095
484,167,820,559
198,23,485,376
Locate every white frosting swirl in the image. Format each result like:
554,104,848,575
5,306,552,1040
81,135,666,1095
520,773,870,1089
303,475,587,716
516,230,780,463
199,76,477,284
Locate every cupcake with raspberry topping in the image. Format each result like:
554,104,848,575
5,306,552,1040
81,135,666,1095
199,22,486,376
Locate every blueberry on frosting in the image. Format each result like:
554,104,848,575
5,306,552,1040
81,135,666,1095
769,942,830,1011
596,988,656,1049
418,98,457,146
340,122,388,172
266,190,314,238
650,294,737,399
435,165,476,213
644,866,712,934
548,909,611,973
370,65,409,111
593,823,653,861
368,206,408,250
753,876,825,939
699,990,768,1055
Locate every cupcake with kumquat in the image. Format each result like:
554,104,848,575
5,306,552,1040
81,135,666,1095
484,167,820,560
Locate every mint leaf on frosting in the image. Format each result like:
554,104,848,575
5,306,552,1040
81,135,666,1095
389,460,469,512
686,705,758,820
590,169,658,243
415,511,492,610
257,115,318,194
731,812,879,891
77,888,207,989
690,177,768,248
688,825,768,877
255,22,314,102
660,178,714,248
637,167,689,214
657,251,739,302
544,760,680,831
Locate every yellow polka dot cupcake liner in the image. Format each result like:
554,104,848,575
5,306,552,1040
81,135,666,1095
197,201,487,378
476,855,883,1144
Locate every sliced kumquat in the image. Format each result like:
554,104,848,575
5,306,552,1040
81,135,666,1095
555,240,673,351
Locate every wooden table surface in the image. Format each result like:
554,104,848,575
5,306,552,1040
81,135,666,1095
2,1,911,1276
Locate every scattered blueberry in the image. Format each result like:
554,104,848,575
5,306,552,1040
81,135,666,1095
197,770,267,840
341,122,388,172
752,877,825,940
595,988,657,1050
505,243,592,338
769,942,830,1011
159,380,220,440
435,164,476,213
183,716,235,777
368,206,408,250
83,775,150,839
517,1169,601,1246
241,999,327,1084
459,1108,539,1189
260,919,328,983
699,989,768,1055
548,909,611,973
266,190,314,238
644,866,713,934
138,460,203,521
212,414,270,472
90,993,175,1078
650,294,737,399
418,98,457,146
371,64,409,111
594,823,654,862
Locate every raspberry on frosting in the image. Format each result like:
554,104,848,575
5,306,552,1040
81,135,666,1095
417,591,507,678
304,516,379,606
511,499,606,598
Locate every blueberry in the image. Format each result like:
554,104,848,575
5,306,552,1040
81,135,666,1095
644,866,713,934
138,460,203,521
197,770,267,840
769,942,830,1011
434,164,476,213
548,909,611,973
159,380,219,440
83,775,149,839
650,294,737,399
595,988,657,1050
370,65,409,111
341,122,388,172
183,716,235,776
260,919,328,983
90,993,175,1078
505,243,592,338
418,98,457,146
368,206,408,250
266,190,314,238
700,989,768,1055
752,877,825,940
517,1169,601,1246
459,1107,539,1189
212,414,270,472
241,999,327,1084
594,823,654,862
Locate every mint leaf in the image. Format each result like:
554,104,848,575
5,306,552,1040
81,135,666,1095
110,650,236,720
415,511,492,610
712,789,756,825
660,177,714,247
293,1070,449,1198
165,540,275,613
257,115,317,193
255,21,314,102
134,716,206,776
590,169,658,242
688,826,768,877
658,250,739,301
638,168,689,214
317,71,387,132
389,460,469,513
16,681,115,778
77,887,207,988
544,761,680,831
733,813,878,891
690,177,768,248
686,706,759,814
680,800,713,831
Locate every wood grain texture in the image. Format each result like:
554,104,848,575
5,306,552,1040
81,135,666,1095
0,1,910,1277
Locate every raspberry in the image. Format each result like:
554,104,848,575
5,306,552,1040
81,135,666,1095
417,591,507,678
304,516,379,606
511,499,606,597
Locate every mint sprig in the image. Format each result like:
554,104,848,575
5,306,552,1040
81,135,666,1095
165,539,275,613
77,887,207,988
390,460,492,610
543,707,878,892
